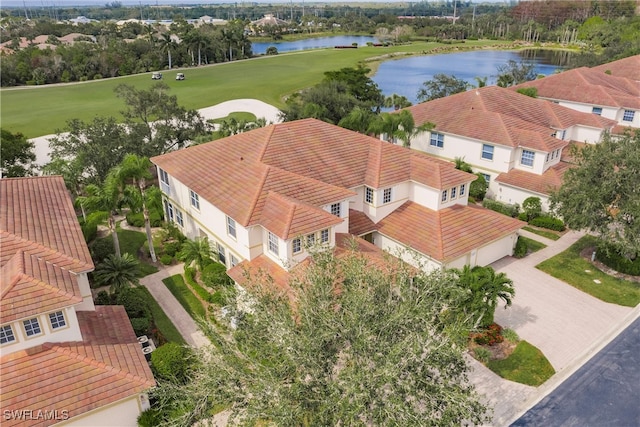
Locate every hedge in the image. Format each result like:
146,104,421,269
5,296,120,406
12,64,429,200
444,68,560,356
482,199,520,218
597,247,640,276
184,267,214,303
125,210,163,228
529,215,565,231
513,237,528,258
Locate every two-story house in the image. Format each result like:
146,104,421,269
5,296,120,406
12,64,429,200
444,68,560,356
151,118,523,291
591,55,640,82
513,61,640,129
404,85,617,209
0,176,155,427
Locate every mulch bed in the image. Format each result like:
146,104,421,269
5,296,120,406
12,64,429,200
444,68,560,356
579,245,640,283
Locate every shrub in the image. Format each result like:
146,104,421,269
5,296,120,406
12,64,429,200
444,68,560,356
163,240,182,257
474,323,504,346
126,211,145,227
130,317,150,336
513,236,528,258
90,237,115,263
116,287,151,319
150,342,195,384
210,290,226,306
81,221,98,243
265,46,278,55
482,199,520,218
530,215,565,231
138,409,164,427
596,245,640,276
184,267,214,303
502,328,520,343
474,346,491,363
469,173,487,200
94,290,115,305
201,262,232,288
160,254,174,265
522,196,542,221
518,212,528,221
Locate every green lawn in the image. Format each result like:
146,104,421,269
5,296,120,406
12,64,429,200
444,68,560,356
522,226,561,241
520,236,547,254
162,274,207,319
116,229,159,277
2,40,511,137
487,341,555,386
537,236,640,307
137,286,186,345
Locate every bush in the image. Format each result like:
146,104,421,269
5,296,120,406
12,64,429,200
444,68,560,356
94,290,115,305
596,245,640,276
502,328,520,343
266,46,278,55
210,290,226,306
163,240,182,257
116,287,151,319
184,267,214,303
126,210,163,228
513,236,528,258
474,323,504,346
474,346,491,363
90,237,115,263
201,262,232,288
150,342,195,384
138,409,164,427
130,317,150,336
160,254,174,265
530,215,565,231
522,196,542,221
81,221,98,243
482,199,520,218
469,173,487,200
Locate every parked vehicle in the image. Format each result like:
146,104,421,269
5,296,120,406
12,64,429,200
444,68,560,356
176,73,185,81
152,72,163,80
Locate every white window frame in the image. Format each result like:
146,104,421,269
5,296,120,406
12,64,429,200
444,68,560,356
306,233,316,246
175,209,184,227
592,107,602,116
268,232,279,255
383,188,392,204
521,150,535,167
217,242,226,265
430,132,444,148
365,187,374,204
189,190,200,210
167,202,174,222
49,311,67,330
0,325,16,344
159,168,170,193
292,237,302,254
23,317,42,337
330,203,341,217
622,110,635,122
230,254,238,267
481,144,494,161
482,173,491,184
460,184,466,196
227,216,237,239
320,229,329,244
441,189,448,202
450,186,457,199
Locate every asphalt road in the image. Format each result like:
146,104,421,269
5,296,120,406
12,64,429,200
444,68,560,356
512,316,640,427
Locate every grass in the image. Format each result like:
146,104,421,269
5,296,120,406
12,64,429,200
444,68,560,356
210,111,257,124
537,235,640,307
163,274,207,319
487,341,555,386
2,39,513,137
522,226,561,241
137,286,186,345
520,236,547,254
117,229,159,277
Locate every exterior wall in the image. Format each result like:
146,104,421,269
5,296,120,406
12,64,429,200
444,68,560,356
410,182,440,211
615,107,640,128
0,307,82,356
497,184,551,212
512,148,546,175
357,183,411,222
75,273,96,311
553,99,639,128
323,200,349,234
56,395,146,427
475,233,518,266
570,125,605,144
376,234,442,272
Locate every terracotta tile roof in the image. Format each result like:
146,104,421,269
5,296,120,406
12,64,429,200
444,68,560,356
376,202,524,263
152,119,475,232
0,177,93,273
591,55,640,82
0,251,83,323
404,86,613,151
496,162,573,196
0,306,155,427
348,210,378,236
513,67,640,110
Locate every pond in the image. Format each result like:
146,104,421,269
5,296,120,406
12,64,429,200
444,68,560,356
373,49,572,105
252,35,379,55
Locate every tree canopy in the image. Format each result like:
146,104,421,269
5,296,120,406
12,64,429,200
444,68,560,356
417,74,470,102
550,130,640,257
0,129,36,177
150,247,488,426
496,60,537,88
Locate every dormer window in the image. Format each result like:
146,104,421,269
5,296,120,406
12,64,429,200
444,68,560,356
521,150,535,167
430,132,444,148
292,238,302,254
268,232,279,255
441,190,448,202
321,229,329,243
0,325,16,344
330,203,341,217
23,318,42,337
451,186,457,199
623,110,635,122
383,188,392,204
592,107,602,116
460,184,466,196
365,187,374,204
49,311,66,330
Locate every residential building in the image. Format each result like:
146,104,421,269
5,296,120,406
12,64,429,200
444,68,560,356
0,176,155,427
404,85,617,209
151,118,523,290
513,63,640,129
591,55,640,82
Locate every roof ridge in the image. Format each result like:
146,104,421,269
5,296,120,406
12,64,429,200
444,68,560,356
257,124,276,162
246,166,272,227
0,251,24,299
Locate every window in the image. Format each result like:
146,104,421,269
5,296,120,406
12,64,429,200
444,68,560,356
167,202,174,222
159,168,170,192
383,188,392,204
189,190,200,210
430,132,444,148
365,187,374,204
23,318,41,337
175,210,183,227
521,150,535,167
623,110,635,122
330,203,341,217
481,173,491,184
0,325,15,344
460,184,466,196
306,233,315,246
230,255,238,267
321,229,329,244
592,107,602,116
227,216,236,239
481,144,494,160
546,153,550,162
558,130,566,140
292,238,302,254
268,232,279,255
217,243,226,265
49,311,66,330
450,186,457,199
441,190,448,202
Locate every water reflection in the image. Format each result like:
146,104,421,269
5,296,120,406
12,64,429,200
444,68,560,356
252,35,379,55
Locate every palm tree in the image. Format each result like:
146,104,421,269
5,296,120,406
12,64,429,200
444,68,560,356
78,170,123,257
119,154,157,262
94,253,140,294
383,94,412,110
338,107,376,134
369,110,433,148
454,266,514,328
178,237,215,271
159,32,175,69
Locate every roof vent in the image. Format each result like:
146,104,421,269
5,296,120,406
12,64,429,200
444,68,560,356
240,156,244,161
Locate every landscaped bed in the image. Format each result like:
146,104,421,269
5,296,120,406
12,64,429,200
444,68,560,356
162,274,207,319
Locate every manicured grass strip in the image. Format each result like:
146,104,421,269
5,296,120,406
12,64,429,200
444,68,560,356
536,236,640,307
137,286,186,345
184,267,213,303
117,229,159,277
162,274,206,319
487,341,555,386
522,226,561,241
520,236,547,254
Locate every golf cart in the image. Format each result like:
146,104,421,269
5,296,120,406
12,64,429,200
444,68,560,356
151,72,162,80
176,73,185,81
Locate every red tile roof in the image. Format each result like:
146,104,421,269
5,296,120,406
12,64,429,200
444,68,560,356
404,86,614,151
513,67,640,110
376,202,524,263
0,177,93,273
0,306,155,427
152,119,476,233
348,210,377,236
496,162,573,196
591,55,640,82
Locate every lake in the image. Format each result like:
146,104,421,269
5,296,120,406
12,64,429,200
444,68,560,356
373,49,571,105
252,35,379,55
